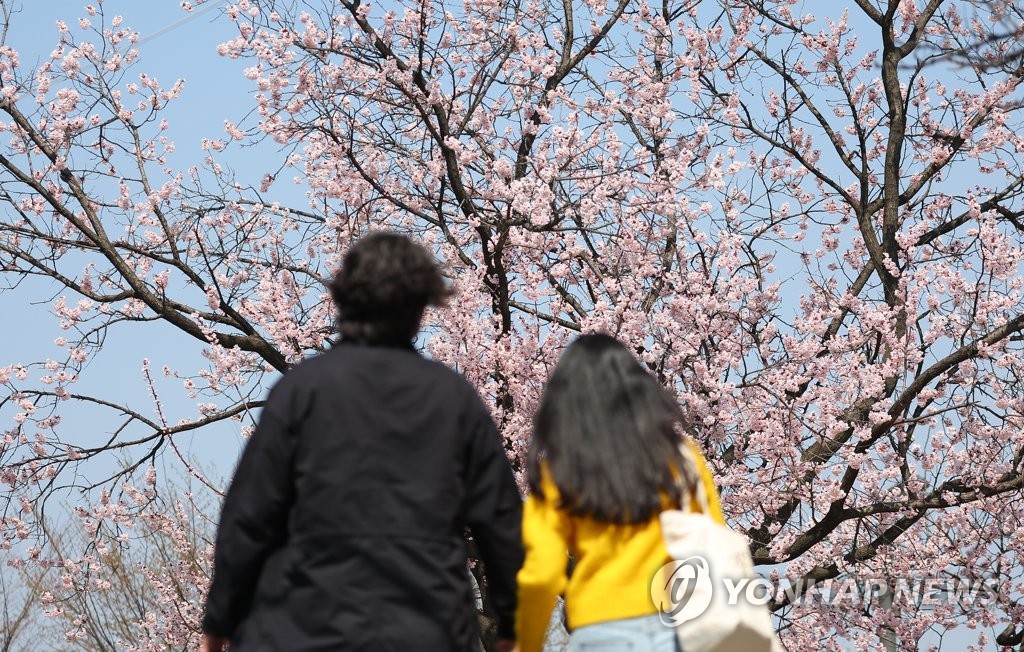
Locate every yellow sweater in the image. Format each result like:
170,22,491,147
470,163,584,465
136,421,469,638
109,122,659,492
515,440,726,652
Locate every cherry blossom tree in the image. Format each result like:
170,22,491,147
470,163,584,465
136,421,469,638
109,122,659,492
2,0,1024,649
5,491,212,651
1,558,43,652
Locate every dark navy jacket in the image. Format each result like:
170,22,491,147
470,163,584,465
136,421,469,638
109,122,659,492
202,341,524,651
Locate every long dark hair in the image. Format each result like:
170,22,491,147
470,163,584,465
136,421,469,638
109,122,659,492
528,333,697,524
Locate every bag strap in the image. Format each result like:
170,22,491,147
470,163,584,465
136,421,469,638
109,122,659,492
676,440,710,515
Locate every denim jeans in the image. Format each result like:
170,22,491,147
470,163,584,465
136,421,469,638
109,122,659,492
566,613,681,652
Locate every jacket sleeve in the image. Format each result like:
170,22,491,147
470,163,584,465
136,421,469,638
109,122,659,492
202,379,301,638
461,396,524,641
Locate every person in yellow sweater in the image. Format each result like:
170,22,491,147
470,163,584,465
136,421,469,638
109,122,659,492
515,334,726,652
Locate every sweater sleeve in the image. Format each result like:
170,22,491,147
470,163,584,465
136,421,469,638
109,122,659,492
685,438,726,525
461,396,524,641
515,470,572,652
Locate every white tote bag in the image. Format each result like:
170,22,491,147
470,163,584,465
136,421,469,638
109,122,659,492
653,448,782,652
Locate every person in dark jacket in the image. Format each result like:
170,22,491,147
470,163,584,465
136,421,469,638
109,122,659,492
199,232,523,652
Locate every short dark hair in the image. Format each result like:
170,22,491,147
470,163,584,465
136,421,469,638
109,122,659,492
330,232,449,345
528,333,697,524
